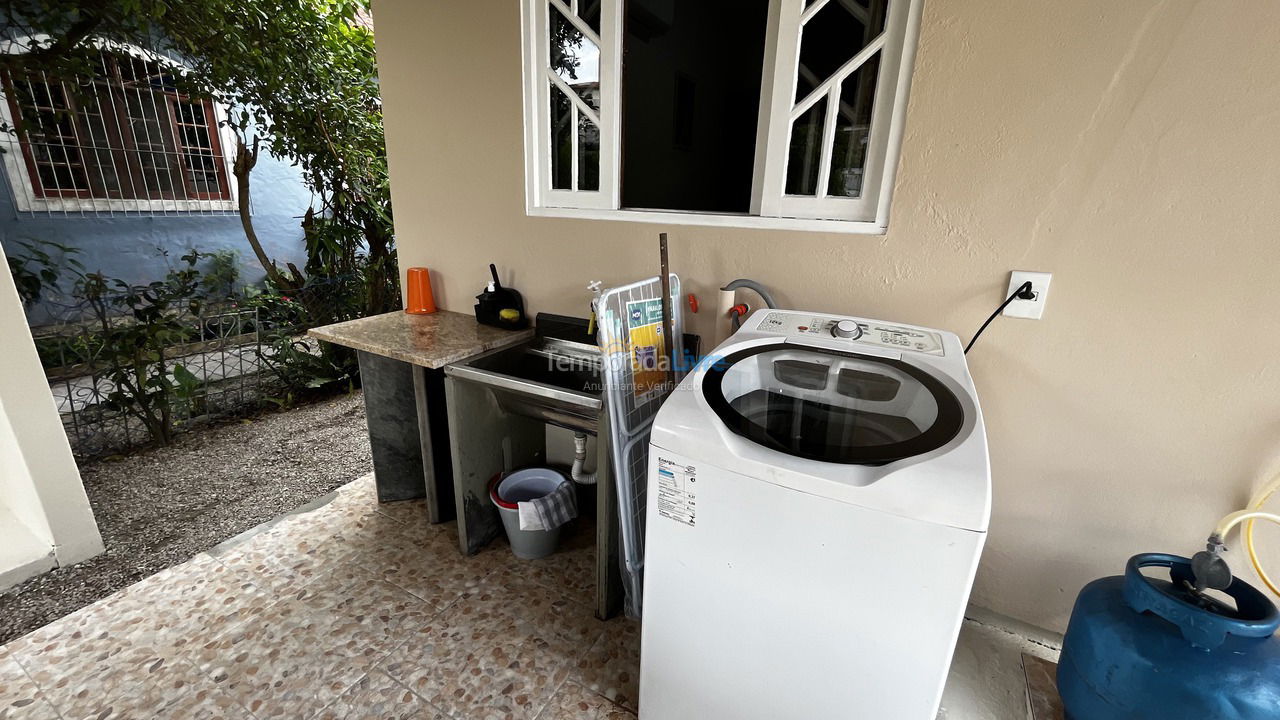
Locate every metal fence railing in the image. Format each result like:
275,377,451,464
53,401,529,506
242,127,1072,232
30,274,366,460
35,300,264,458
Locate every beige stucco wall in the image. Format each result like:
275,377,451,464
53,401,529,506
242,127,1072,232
372,0,1280,631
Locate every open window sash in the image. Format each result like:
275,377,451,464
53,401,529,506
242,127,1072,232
754,0,919,224
524,0,619,211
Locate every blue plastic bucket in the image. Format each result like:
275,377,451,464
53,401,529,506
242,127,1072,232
489,468,567,559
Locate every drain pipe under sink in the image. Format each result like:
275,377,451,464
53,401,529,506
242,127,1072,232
571,432,597,485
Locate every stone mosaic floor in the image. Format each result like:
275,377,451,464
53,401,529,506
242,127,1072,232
0,474,635,720
0,471,1059,720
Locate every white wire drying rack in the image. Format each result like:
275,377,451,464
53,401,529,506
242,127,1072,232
596,274,684,618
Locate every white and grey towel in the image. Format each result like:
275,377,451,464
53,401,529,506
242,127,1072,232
518,480,577,531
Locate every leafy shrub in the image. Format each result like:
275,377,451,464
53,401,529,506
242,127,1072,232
75,252,208,446
7,240,83,308
200,249,242,301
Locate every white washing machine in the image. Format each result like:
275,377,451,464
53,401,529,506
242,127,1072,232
639,309,990,720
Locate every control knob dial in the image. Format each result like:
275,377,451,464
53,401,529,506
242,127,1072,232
831,319,862,339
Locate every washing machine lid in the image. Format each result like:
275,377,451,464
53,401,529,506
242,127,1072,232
702,343,965,466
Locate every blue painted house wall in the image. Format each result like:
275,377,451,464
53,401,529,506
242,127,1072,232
0,146,312,325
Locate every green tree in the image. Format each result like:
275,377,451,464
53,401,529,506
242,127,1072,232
1,0,398,317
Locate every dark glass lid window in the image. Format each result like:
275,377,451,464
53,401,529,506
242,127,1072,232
703,345,964,465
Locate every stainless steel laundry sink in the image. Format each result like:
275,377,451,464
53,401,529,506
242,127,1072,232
444,337,602,433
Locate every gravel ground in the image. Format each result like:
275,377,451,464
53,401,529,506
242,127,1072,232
0,391,372,645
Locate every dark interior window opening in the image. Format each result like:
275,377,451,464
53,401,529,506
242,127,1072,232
620,0,770,214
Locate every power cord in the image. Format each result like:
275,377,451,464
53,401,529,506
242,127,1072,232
964,281,1035,354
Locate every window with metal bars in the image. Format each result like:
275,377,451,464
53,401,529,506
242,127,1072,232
1,50,233,213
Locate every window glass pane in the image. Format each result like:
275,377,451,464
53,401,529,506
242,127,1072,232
9,53,232,202
123,88,183,194
40,162,85,191
74,91,120,195
12,78,91,193
578,115,599,191
785,96,826,196
827,53,879,198
550,82,573,190
138,153,175,193
795,0,887,102
550,2,599,88
117,56,145,84
550,1,599,194
125,93,165,148
185,154,220,194
580,0,602,34
174,100,222,196
84,149,120,193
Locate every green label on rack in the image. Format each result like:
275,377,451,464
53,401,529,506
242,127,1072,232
627,298,665,329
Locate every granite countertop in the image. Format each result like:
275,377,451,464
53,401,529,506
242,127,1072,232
309,310,534,369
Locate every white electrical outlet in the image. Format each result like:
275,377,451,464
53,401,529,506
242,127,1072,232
1003,271,1052,319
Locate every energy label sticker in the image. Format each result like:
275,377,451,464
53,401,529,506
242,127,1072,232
656,457,696,527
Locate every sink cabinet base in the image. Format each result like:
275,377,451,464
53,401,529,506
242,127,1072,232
445,374,626,620
358,350,455,522
445,374,545,554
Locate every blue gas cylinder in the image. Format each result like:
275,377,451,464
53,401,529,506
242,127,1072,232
1057,553,1280,719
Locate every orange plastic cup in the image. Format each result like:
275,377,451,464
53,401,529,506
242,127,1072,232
404,267,437,314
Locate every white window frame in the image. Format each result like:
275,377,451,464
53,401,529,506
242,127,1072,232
523,0,620,211
0,35,240,215
520,0,924,234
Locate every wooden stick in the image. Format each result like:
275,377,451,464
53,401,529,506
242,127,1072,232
659,232,675,386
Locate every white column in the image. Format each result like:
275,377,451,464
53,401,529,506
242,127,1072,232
0,244,103,590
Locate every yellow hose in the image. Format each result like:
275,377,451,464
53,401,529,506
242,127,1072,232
1215,473,1280,599
1246,482,1280,597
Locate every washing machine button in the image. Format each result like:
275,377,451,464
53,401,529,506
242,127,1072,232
832,319,862,339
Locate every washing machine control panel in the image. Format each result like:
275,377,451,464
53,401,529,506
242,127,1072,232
755,312,946,356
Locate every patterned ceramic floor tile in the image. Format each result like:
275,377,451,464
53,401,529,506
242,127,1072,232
0,649,60,720
331,507,438,559
207,530,301,598
379,611,577,720
536,681,636,720
258,516,369,586
334,473,377,503
188,606,360,720
570,619,640,712
373,498,431,527
6,587,195,720
74,653,254,720
455,574,605,649
359,532,502,609
211,507,366,596
2,471,632,720
202,471,376,589
499,542,597,611
119,552,273,652
212,490,457,605
313,670,447,720
188,569,436,720
290,572,438,659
